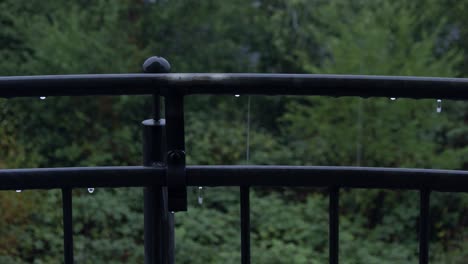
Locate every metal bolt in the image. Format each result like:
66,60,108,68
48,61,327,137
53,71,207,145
167,150,185,162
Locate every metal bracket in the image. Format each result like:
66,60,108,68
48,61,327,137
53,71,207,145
164,93,187,212
166,149,187,211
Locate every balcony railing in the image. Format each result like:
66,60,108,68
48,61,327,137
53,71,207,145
1,56,468,264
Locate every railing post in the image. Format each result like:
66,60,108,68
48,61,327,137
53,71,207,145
142,117,166,264
142,56,171,264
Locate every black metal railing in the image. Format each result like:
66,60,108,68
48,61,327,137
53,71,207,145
1,56,468,264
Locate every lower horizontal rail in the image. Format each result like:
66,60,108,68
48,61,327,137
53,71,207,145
0,166,164,190
0,165,467,192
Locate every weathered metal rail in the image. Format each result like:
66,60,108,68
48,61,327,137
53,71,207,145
1,73,468,99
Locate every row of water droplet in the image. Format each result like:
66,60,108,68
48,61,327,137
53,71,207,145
242,95,443,113
390,97,442,112
16,188,95,193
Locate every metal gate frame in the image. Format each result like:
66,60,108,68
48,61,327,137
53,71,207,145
1,56,468,264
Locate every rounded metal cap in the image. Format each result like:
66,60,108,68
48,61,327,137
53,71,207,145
142,56,171,73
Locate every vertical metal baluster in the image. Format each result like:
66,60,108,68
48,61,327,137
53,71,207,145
62,187,73,264
143,187,155,263
144,185,164,264
142,56,170,264
240,186,251,264
167,212,175,264
419,189,430,264
329,187,339,264
161,187,171,264
142,103,166,264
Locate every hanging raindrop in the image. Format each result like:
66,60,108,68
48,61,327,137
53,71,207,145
436,99,442,113
235,94,240,97
87,188,95,194
16,190,22,193
40,96,46,100
390,97,397,101
197,186,204,205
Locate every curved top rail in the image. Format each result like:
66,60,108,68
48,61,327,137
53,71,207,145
0,73,468,99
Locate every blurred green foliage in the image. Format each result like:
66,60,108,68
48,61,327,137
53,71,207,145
0,0,467,263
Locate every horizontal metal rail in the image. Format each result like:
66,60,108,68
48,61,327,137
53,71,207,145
1,74,468,99
0,166,163,189
1,165,468,192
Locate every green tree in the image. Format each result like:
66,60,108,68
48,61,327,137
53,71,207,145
280,1,467,263
0,0,467,263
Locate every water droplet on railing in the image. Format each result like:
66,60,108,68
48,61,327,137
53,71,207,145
87,188,94,194
235,94,240,97
436,99,442,113
16,190,22,193
197,186,204,205
40,96,46,100
390,97,397,101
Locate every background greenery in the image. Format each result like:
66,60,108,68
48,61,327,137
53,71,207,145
0,0,467,263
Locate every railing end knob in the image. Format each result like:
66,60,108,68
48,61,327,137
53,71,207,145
142,56,171,73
